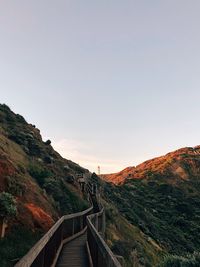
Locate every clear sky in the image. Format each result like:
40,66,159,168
1,1,200,173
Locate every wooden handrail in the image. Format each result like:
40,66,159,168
15,183,122,267
62,207,93,220
15,206,93,267
86,193,122,267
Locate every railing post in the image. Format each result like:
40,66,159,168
92,184,94,194
34,248,45,267
95,214,98,230
41,249,45,267
72,218,75,235
61,222,64,243
80,216,83,230
102,209,106,238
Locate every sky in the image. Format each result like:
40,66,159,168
1,1,200,173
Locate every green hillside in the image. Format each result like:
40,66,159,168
102,148,200,266
0,104,89,266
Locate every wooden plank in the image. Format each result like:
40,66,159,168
15,207,93,267
56,233,89,267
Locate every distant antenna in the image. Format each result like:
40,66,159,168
98,166,100,175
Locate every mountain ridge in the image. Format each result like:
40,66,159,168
101,145,200,265
102,146,200,184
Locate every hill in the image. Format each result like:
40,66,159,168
2,104,200,266
101,147,200,266
0,104,89,266
102,146,200,184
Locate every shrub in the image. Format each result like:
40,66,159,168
8,133,25,145
43,177,60,194
112,240,134,259
105,205,119,225
44,140,51,145
43,156,53,164
6,176,26,196
158,252,200,267
0,225,41,267
0,192,17,219
28,164,52,187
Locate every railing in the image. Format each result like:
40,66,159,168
15,183,122,267
15,206,93,267
87,201,122,267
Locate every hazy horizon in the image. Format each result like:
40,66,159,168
1,1,200,173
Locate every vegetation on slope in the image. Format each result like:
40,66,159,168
90,173,163,266
102,148,200,266
2,104,200,266
102,146,200,184
0,226,41,267
158,252,200,267
0,104,89,266
105,202,162,266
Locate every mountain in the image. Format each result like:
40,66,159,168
101,147,200,266
102,146,200,184
0,104,89,266
1,104,200,267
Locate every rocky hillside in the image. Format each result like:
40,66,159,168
0,104,89,266
102,146,200,184
101,147,200,266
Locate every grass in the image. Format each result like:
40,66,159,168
104,202,163,266
104,176,200,265
0,225,41,267
0,104,92,266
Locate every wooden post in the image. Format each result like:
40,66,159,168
0,218,8,238
92,184,94,195
102,210,106,238
72,218,75,235
95,214,98,230
80,216,83,230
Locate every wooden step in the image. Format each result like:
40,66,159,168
56,233,89,267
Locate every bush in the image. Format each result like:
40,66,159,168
28,164,52,187
105,205,119,225
8,133,25,145
158,252,200,267
43,177,88,214
0,192,17,219
112,240,134,259
44,140,51,145
43,177,61,195
0,225,41,267
6,176,26,196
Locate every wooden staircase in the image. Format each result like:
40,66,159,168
15,183,122,267
56,232,89,267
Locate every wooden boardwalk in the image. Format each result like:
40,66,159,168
15,183,122,267
56,233,89,267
